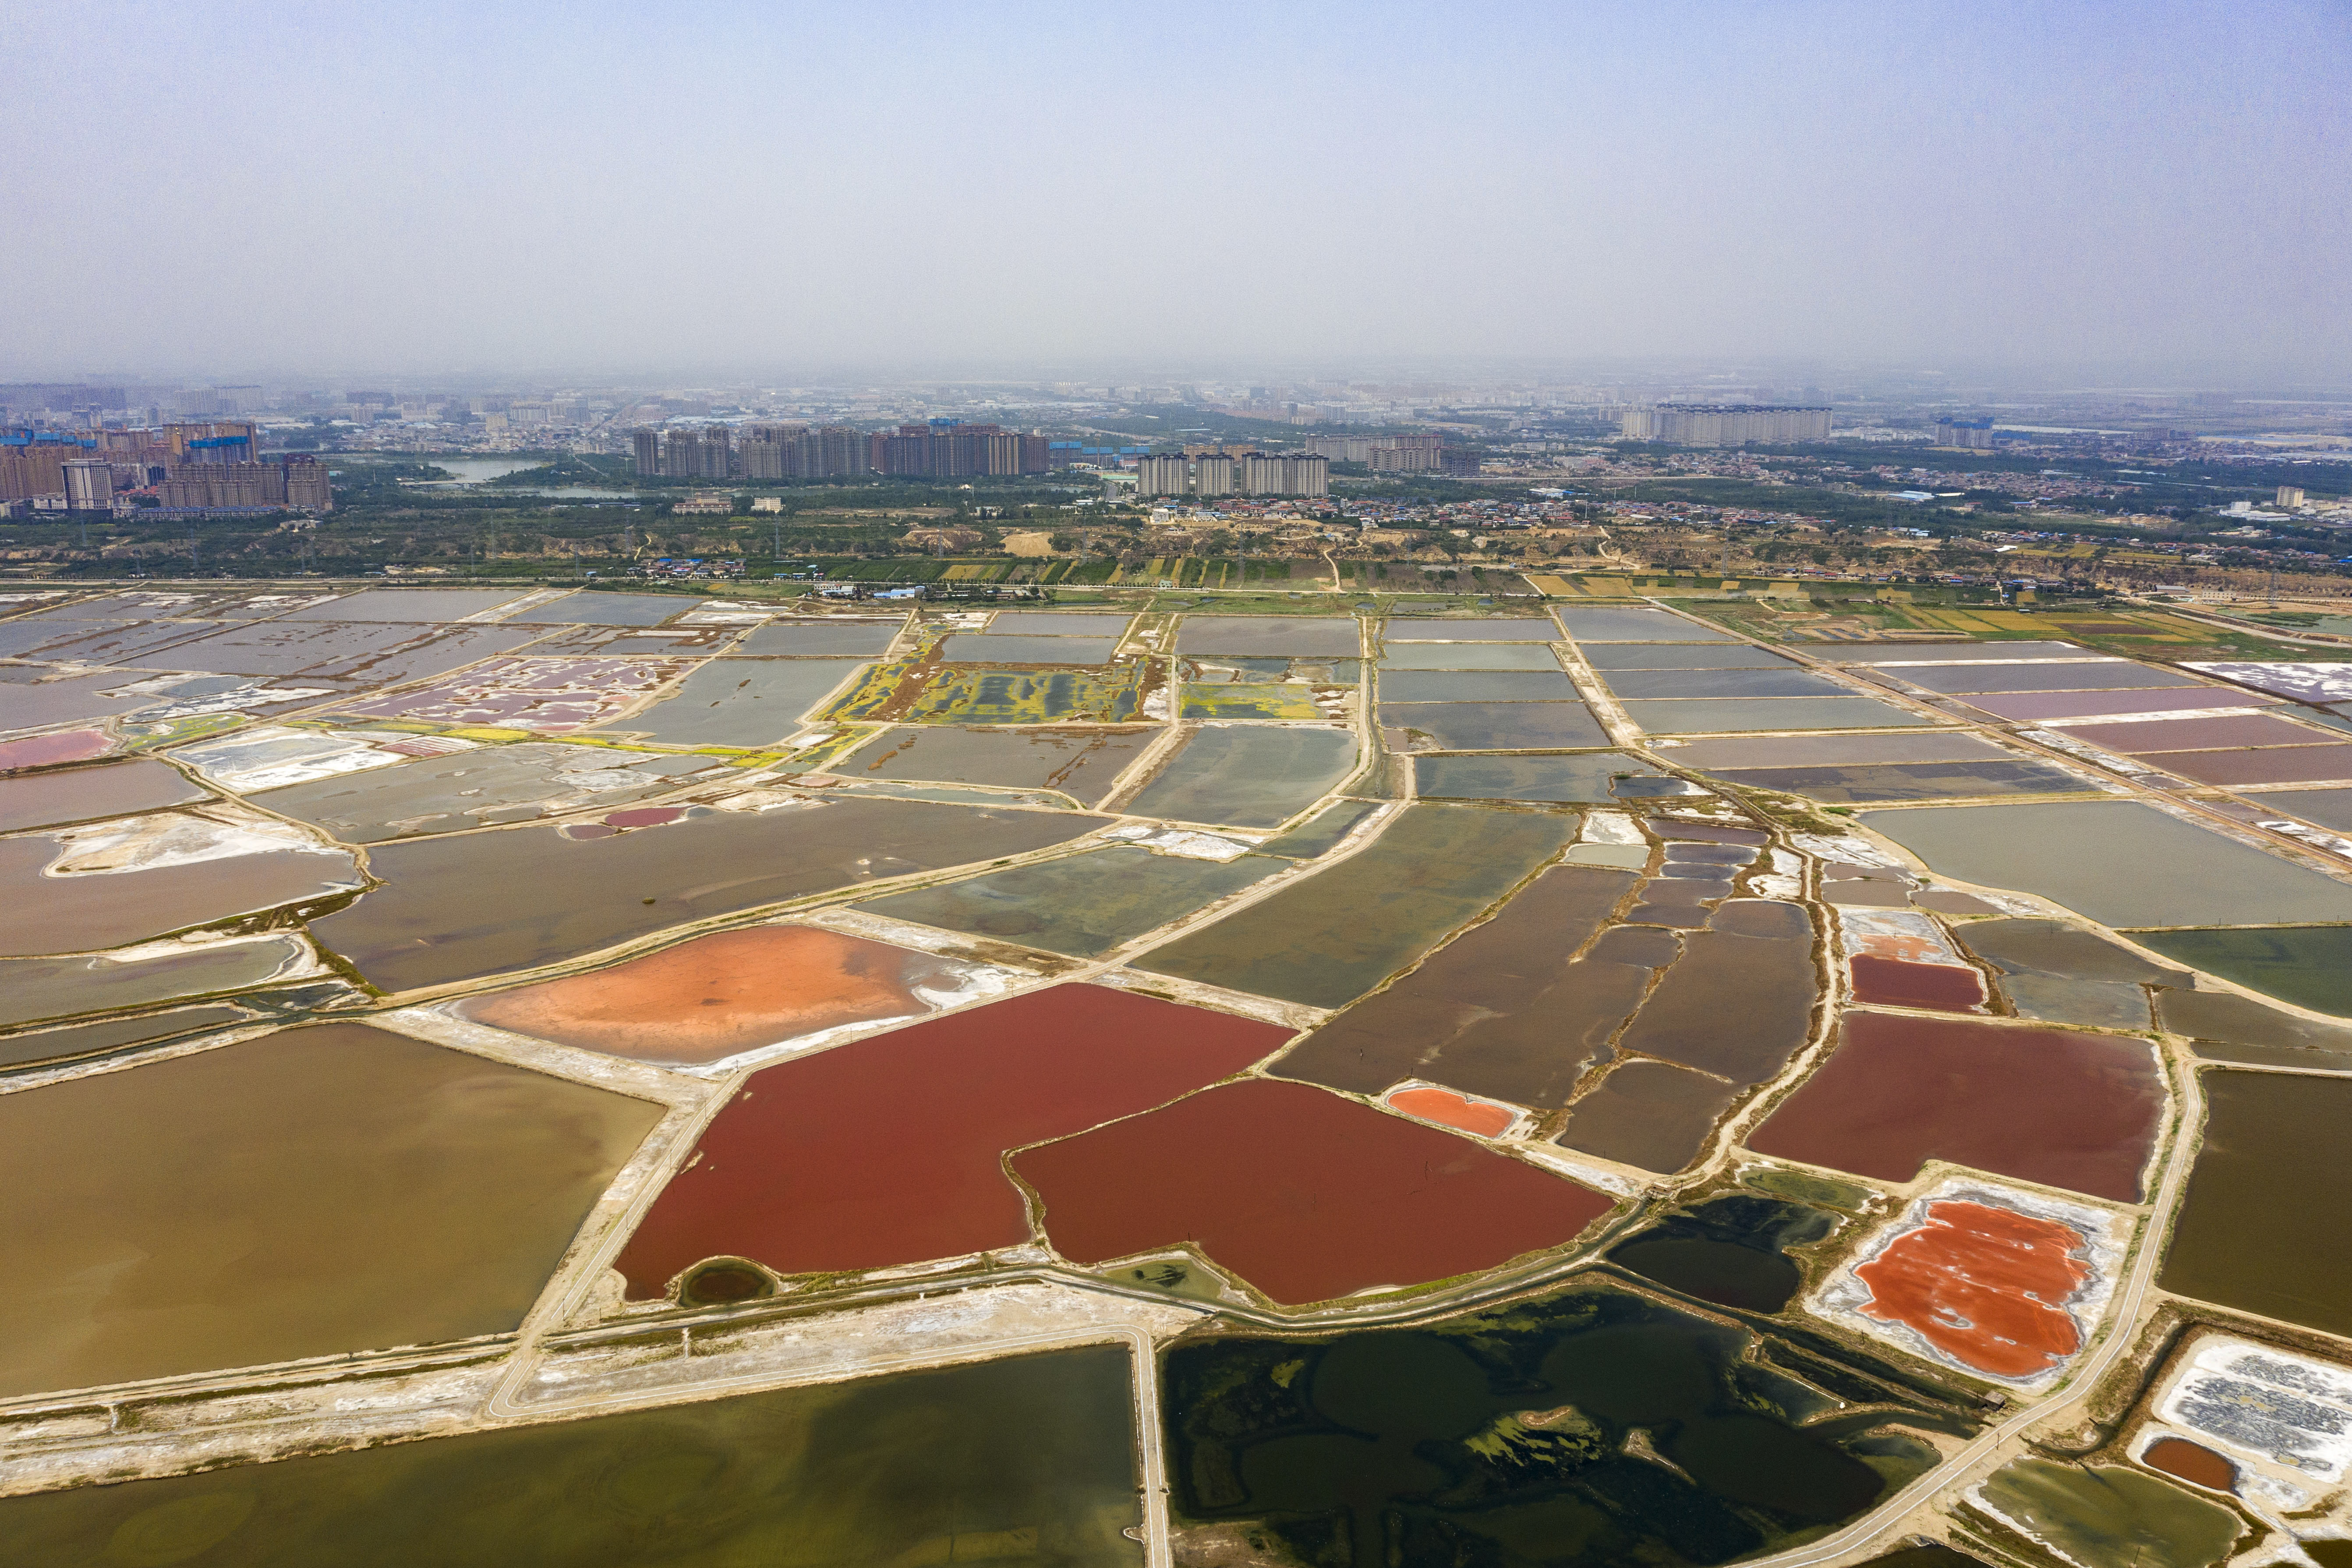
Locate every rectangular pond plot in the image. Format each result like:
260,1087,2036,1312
1892,661,2200,696
937,632,1121,665
1747,1011,2164,1201
2057,712,2331,754
2182,660,2352,704
509,590,698,626
615,984,1288,1288
1272,866,1639,1104
855,845,1281,957
0,1022,662,1398
1180,683,1329,720
829,663,1152,725
1383,616,1558,641
0,932,312,1030
595,658,870,747
311,798,1101,992
1015,1078,1613,1304
156,621,539,684
1614,899,1817,1084
835,725,1153,805
1174,614,1361,657
0,1344,1143,1567
0,670,180,734
2133,927,2352,1018
1953,917,2183,1031
1961,687,2277,722
256,743,718,843
1379,669,1582,703
730,619,904,656
1553,1059,1745,1173
0,1003,253,1071
337,655,694,733
1257,798,1384,860
283,588,540,622
1603,668,1856,701
1860,799,2352,928
1135,804,1579,1009
2163,1072,2352,1341
1581,642,1797,671
1415,751,1669,803
2136,743,2352,786
1380,700,1611,751
986,610,1135,638
0,829,360,958
1160,1286,1934,1568
1850,956,1987,1010
1620,696,1928,734
1379,643,1565,671
1668,730,2002,768
461,924,1007,1065
2250,787,2352,835
1124,725,1359,828
0,757,208,832
1705,757,2092,804
1835,640,2090,664
10,617,229,666
1554,606,1740,642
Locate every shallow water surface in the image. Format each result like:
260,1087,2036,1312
2162,1071,2352,1338
1125,725,1358,828
856,845,1280,957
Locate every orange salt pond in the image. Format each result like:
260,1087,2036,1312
2142,1437,2236,1494
1383,1084,1519,1137
1852,1199,2090,1380
460,925,999,1065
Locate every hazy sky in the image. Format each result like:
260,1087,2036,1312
5,1,2346,382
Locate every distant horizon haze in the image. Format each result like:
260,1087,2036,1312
4,0,2345,384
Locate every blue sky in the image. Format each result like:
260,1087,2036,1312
4,1,2345,380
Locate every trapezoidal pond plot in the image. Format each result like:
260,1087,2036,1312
0,1023,662,1399
1746,1012,2165,1203
610,984,1289,1295
1013,1077,1614,1305
459,924,1009,1066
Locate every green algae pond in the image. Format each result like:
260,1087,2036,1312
1972,1457,2241,1568
0,1347,1142,1567
855,844,1282,957
1164,1284,1952,1568
1135,803,1577,1008
2134,925,2352,1016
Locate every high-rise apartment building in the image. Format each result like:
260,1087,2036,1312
1618,405,1833,446
1139,450,1327,497
63,460,114,511
1241,453,1330,497
1934,418,1995,450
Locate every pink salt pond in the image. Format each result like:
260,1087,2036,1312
1383,1084,1521,1138
0,729,113,772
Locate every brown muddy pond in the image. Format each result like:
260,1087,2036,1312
0,932,313,1029
1615,899,1816,1084
0,830,362,957
0,1345,1142,1567
462,925,1000,1064
835,725,1153,805
856,845,1281,958
1135,804,1577,1008
0,1023,661,1398
2162,1070,2352,1338
0,757,208,832
1553,1061,1744,1172
260,743,721,842
0,1003,251,1071
1274,867,1638,1104
311,798,1099,991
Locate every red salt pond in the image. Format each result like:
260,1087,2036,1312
611,984,1287,1295
1383,1085,1519,1138
0,728,112,772
1747,1012,2162,1202
2142,1437,2237,1494
1853,1199,2090,1380
1014,1077,1613,1305
1849,956,1986,1011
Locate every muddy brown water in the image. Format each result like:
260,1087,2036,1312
1135,804,1578,1009
837,725,1154,805
1614,900,1817,1084
2163,1071,2352,1338
463,925,991,1064
311,798,1099,992
0,1023,661,1398
0,758,209,832
0,934,312,1029
1273,867,1638,1104
1553,1059,1744,1173
0,1346,1142,1566
0,1004,251,1070
0,833,361,957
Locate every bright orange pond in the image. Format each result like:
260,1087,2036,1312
1853,1199,2090,1379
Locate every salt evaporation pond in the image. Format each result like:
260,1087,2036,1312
855,844,1280,957
835,724,1153,804
2162,1070,2352,1338
1123,723,1358,828
0,757,208,832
